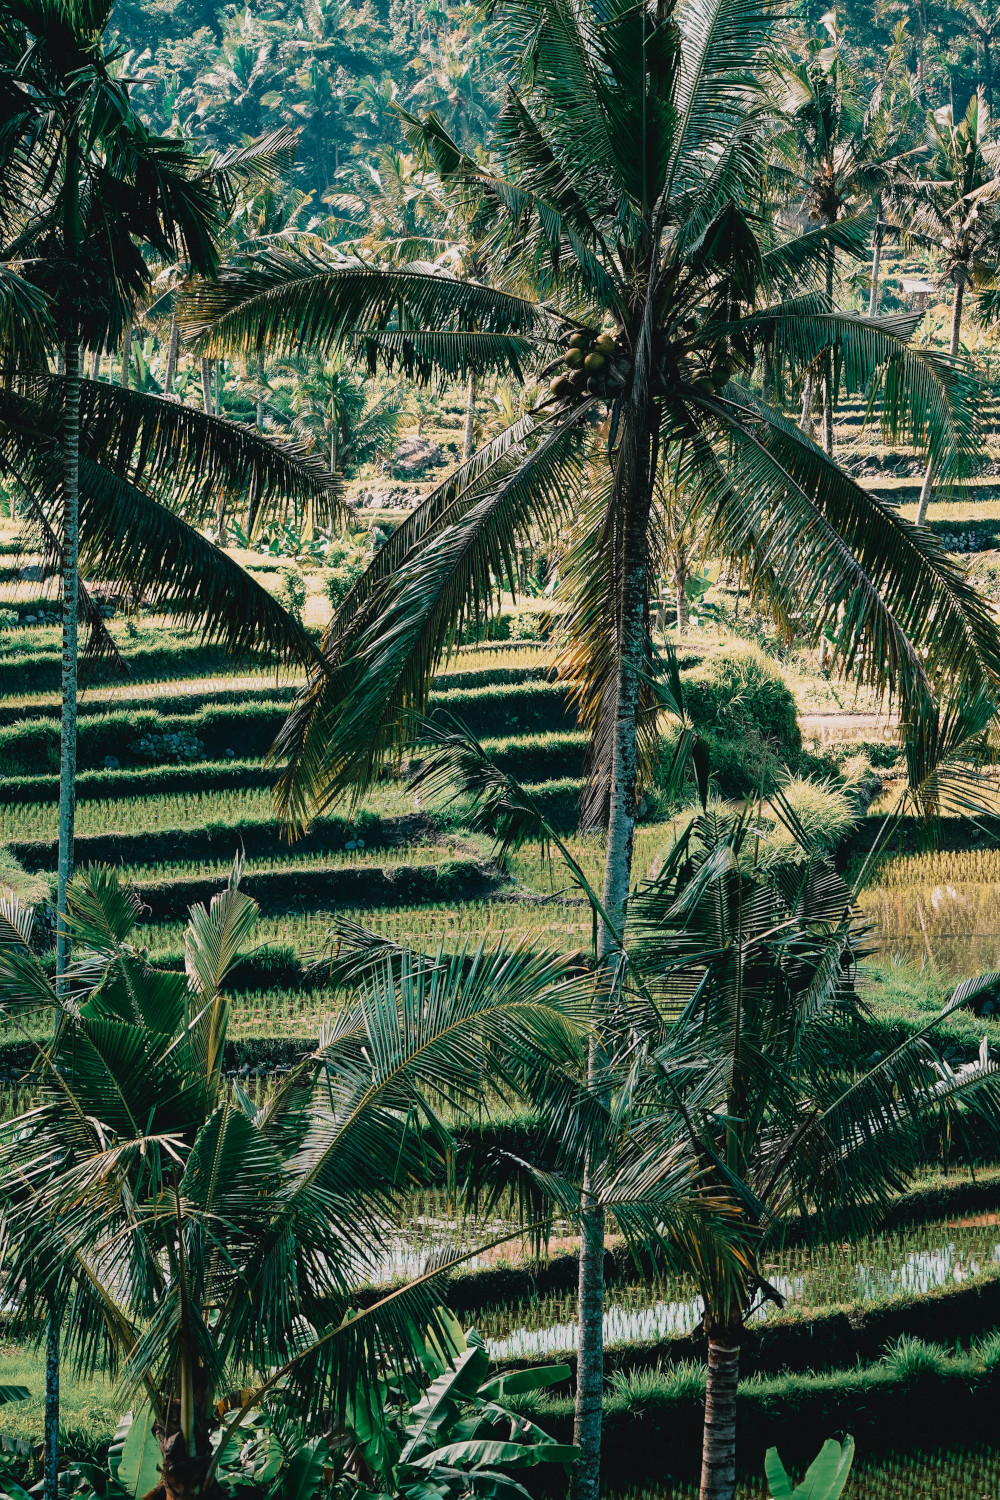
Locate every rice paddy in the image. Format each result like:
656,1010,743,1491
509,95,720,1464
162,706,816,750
5,502,1000,1490
637,1445,1000,1500
476,1215,1000,1360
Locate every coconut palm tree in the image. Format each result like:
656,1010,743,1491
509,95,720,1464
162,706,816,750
0,862,590,1500
624,795,1000,1500
771,14,912,451
893,93,1000,523
0,0,341,990
180,0,1000,1488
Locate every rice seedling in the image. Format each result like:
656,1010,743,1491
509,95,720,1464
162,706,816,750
627,1444,1000,1499
115,838,492,885
140,898,595,960
0,781,425,840
476,1216,1000,1360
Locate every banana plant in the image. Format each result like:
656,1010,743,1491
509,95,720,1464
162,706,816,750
343,1321,576,1500
765,1436,855,1500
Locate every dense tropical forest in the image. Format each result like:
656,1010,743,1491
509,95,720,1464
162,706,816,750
7,0,1000,1499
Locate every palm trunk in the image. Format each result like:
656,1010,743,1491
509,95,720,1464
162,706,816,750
256,353,264,430
869,199,883,318
330,425,337,474
462,371,477,462
90,348,100,381
51,126,82,1500
201,357,213,415
571,391,656,1500
798,372,816,440
821,245,834,456
43,1302,60,1500
674,545,688,640
915,278,964,526
120,320,132,389
698,1318,743,1500
164,311,179,396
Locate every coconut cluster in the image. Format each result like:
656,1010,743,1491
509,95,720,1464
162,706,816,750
549,328,629,402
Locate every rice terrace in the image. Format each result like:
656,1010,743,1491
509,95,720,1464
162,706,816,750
10,2,1000,1500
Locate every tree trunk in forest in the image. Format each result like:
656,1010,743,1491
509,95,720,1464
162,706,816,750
164,311,179,396
256,353,265,430
51,126,83,1500
90,348,100,381
698,1318,743,1500
120,321,132,389
462,372,477,462
869,198,883,318
915,277,965,526
201,357,213,415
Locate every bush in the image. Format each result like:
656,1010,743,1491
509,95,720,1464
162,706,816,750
683,644,800,754
0,701,287,775
131,731,206,765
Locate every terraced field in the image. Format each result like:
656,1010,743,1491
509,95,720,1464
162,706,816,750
6,423,1000,1488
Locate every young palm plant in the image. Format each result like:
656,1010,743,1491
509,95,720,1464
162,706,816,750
181,0,1000,1489
0,862,589,1500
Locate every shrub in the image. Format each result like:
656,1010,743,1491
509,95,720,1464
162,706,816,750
683,644,800,754
131,732,206,765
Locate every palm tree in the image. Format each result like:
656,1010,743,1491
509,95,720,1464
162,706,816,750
893,93,1000,523
287,356,406,475
624,795,1000,1500
771,14,907,452
407,711,1000,1500
181,0,1000,1488
0,0,341,990
0,862,589,1500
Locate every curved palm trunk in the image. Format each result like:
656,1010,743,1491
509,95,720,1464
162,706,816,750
915,278,965,526
698,1316,743,1500
571,385,657,1500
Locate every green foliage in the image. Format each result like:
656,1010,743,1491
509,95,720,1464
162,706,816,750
341,1324,575,1500
681,645,801,755
765,1437,854,1500
0,860,586,1486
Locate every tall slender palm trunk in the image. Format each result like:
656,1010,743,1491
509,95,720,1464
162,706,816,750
869,198,883,318
571,382,656,1500
201,357,213,415
462,372,477,462
698,1316,743,1500
44,1303,59,1500
915,277,965,526
51,127,82,1500
164,311,179,396
821,243,835,456
120,320,132,389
